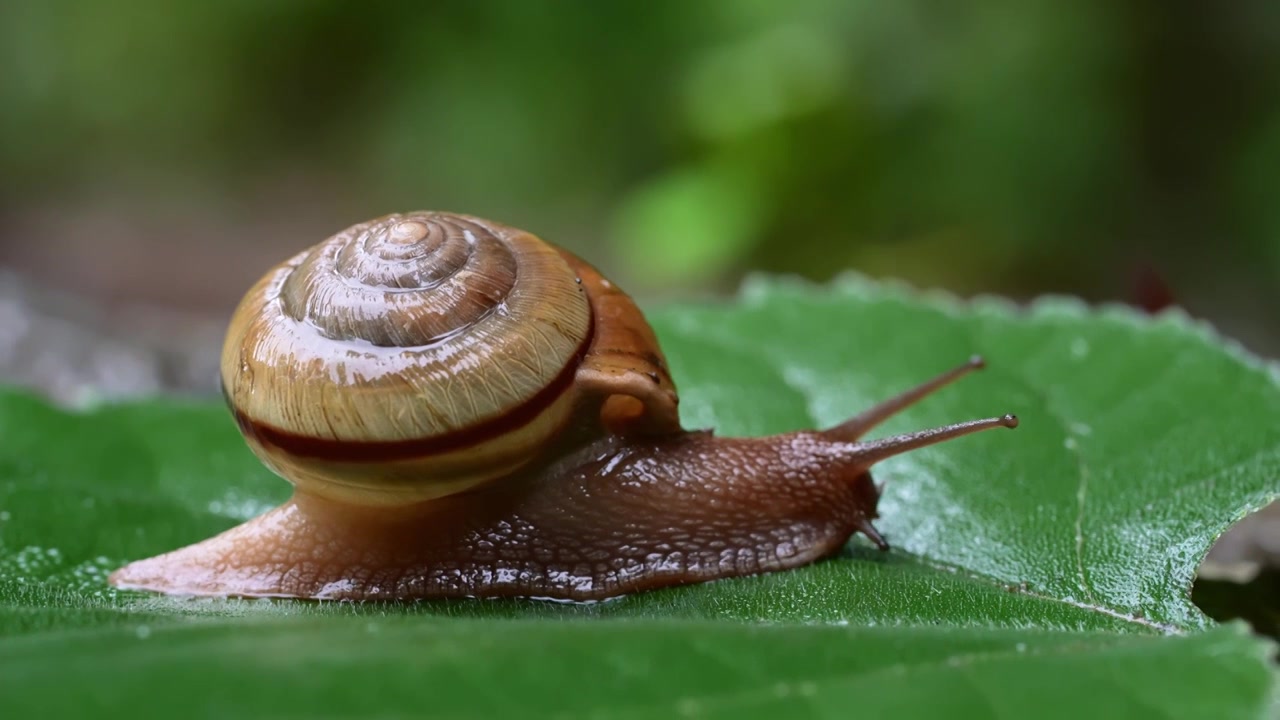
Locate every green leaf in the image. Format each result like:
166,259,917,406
1,620,1270,719
2,274,1277,717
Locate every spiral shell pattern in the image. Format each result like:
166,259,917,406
221,212,593,505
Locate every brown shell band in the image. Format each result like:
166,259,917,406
224,321,595,464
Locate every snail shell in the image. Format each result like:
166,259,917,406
110,211,1018,601
221,212,677,506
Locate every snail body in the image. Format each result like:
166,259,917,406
109,212,1017,601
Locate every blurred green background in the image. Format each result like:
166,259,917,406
0,0,1277,353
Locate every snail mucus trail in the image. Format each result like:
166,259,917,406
108,211,1019,602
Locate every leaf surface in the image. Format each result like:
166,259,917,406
1,276,1276,717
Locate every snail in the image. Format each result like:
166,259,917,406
108,211,1018,601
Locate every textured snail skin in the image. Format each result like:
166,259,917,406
109,405,1016,600
108,211,1017,601
110,431,877,600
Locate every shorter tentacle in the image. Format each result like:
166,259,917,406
825,356,987,442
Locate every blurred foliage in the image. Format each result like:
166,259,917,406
0,0,1277,334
